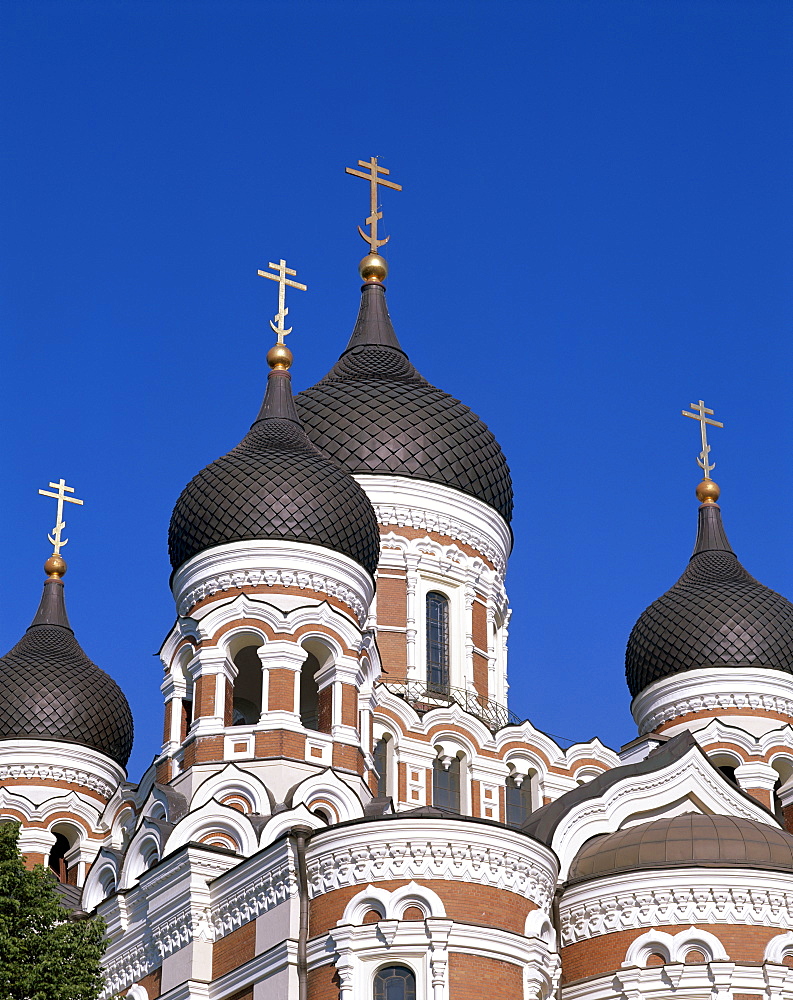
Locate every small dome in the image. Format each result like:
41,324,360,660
0,577,134,766
295,283,513,523
169,367,381,577
569,813,793,883
626,501,793,698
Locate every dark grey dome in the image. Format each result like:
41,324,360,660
626,501,793,698
0,577,134,766
569,813,793,883
295,283,513,524
169,368,381,577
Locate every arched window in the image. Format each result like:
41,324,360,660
373,735,390,797
505,775,532,827
432,755,460,812
232,646,263,726
300,652,320,731
426,591,450,693
373,965,416,1000
48,833,71,883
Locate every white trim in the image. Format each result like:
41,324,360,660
306,817,558,910
624,927,729,966
0,739,125,799
632,668,793,735
548,740,775,880
172,539,375,622
560,868,793,944
357,474,512,577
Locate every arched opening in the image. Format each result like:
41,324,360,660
48,823,80,884
432,753,461,812
142,843,159,871
232,645,263,726
313,808,331,825
300,652,321,731
48,832,71,883
426,592,450,694
771,757,793,829
99,869,116,901
373,734,391,798
373,965,416,1000
505,774,532,827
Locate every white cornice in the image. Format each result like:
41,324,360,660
0,739,124,799
632,668,793,735
560,868,793,945
306,817,558,910
356,475,512,576
547,742,775,880
171,539,375,622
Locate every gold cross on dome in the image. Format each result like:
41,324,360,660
345,156,402,253
38,478,84,555
257,258,307,344
682,399,724,479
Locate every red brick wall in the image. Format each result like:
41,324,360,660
132,968,161,998
308,965,340,1000
375,576,407,680
195,675,214,717
561,924,785,982
449,954,523,1000
310,879,536,937
213,920,255,979
268,669,295,712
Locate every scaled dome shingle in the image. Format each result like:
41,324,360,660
295,283,513,524
0,578,134,767
568,813,793,882
168,368,381,577
626,501,793,698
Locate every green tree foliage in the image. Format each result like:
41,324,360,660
0,823,107,1000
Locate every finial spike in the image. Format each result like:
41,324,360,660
257,258,307,347
345,156,402,261
38,478,83,555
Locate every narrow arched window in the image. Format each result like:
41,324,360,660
505,775,532,827
373,965,416,1000
300,652,320,731
432,755,460,812
48,833,71,883
373,735,389,797
231,646,263,725
426,592,450,694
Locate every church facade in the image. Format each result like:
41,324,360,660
2,165,793,1000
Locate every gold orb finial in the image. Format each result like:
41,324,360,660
267,343,293,370
359,253,388,284
44,554,67,579
696,479,720,504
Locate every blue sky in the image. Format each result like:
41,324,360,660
2,0,792,778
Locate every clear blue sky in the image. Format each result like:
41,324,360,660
2,1,792,779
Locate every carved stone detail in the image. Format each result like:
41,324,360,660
178,568,366,622
0,762,115,799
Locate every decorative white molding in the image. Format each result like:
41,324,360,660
766,931,793,963
357,475,512,577
563,961,793,1000
632,668,793,735
624,927,729,966
0,739,124,799
548,740,776,880
172,539,375,622
560,868,793,944
306,817,558,909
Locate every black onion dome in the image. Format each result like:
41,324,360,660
295,282,513,523
0,576,134,766
168,366,381,577
569,814,793,883
626,500,793,698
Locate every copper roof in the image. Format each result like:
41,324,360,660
295,283,513,524
568,813,793,883
625,501,793,698
169,368,381,576
0,578,134,766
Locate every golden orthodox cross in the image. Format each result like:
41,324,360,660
257,259,307,344
38,478,84,554
681,399,723,479
345,156,402,253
